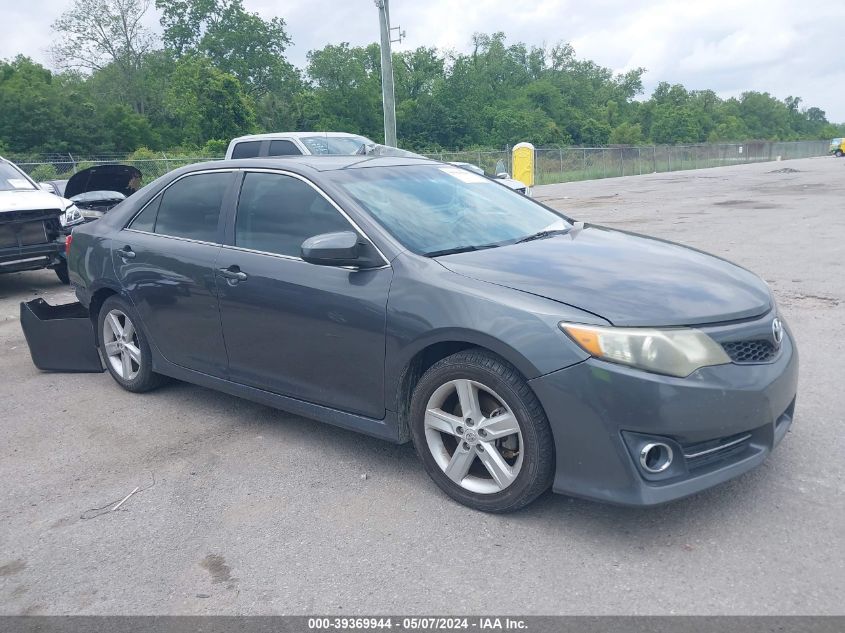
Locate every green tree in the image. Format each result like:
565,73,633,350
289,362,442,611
649,105,701,144
2,29,842,156
0,57,66,152
305,43,384,140
707,116,748,142
156,0,297,98
164,56,255,146
609,122,645,145
737,92,792,139
51,0,155,113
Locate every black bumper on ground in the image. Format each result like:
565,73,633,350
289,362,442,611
20,299,104,372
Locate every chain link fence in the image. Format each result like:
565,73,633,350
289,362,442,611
6,153,221,186
531,140,830,185
6,140,830,188
418,149,511,176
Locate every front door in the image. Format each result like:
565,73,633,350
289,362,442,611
215,171,392,419
114,170,235,376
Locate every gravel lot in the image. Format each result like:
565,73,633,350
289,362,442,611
1,156,843,615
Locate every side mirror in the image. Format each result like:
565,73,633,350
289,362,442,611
496,172,511,180
301,231,371,268
38,182,55,193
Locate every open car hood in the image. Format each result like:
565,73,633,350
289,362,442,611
64,164,142,199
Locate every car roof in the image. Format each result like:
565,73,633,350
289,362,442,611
184,155,440,174
229,131,370,143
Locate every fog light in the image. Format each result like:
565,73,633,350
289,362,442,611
640,442,673,473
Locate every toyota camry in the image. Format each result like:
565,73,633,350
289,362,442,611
62,155,798,512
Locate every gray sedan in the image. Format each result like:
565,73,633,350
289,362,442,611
60,155,797,511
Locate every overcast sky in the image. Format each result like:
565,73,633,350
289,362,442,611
3,0,845,121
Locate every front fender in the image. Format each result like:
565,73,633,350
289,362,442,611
384,254,602,411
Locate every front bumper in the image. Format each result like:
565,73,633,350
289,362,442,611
20,299,104,372
0,240,65,274
529,326,798,506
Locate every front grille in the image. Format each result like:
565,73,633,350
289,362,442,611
0,209,62,247
683,431,753,470
722,339,776,363
0,220,48,248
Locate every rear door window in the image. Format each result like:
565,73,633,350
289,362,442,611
231,141,262,159
129,197,160,232
153,172,230,243
268,140,302,156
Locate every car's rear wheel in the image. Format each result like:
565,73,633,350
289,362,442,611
410,349,554,512
836,149,844,157
97,295,163,393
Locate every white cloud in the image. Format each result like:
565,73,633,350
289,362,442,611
2,0,844,120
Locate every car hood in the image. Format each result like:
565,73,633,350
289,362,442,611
0,189,65,214
64,164,141,199
437,225,772,327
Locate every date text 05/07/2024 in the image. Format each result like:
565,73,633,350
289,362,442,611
307,617,528,630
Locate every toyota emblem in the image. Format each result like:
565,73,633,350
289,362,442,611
772,317,784,348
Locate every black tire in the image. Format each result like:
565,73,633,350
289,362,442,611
96,295,164,393
836,150,844,158
409,349,554,512
54,261,70,285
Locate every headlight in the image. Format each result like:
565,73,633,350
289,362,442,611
61,204,84,227
79,209,105,220
559,322,731,378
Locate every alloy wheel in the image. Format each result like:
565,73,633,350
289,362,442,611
424,379,523,494
102,309,142,381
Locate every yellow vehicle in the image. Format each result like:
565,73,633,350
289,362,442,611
830,138,845,157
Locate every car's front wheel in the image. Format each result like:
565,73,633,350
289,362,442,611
97,295,164,393
54,261,70,285
410,349,554,512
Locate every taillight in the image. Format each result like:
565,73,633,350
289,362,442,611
65,233,73,256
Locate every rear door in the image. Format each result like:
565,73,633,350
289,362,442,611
114,170,235,376
215,169,393,419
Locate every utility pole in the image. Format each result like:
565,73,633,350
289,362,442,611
375,0,402,147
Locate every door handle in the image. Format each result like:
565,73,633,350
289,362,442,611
218,265,248,282
118,246,136,259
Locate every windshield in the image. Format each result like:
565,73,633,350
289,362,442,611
330,165,569,255
0,162,36,192
301,135,373,155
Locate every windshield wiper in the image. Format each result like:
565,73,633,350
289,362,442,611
424,243,500,257
516,228,571,244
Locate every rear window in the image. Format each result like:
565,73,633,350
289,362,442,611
151,172,230,242
231,141,262,159
129,197,159,232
